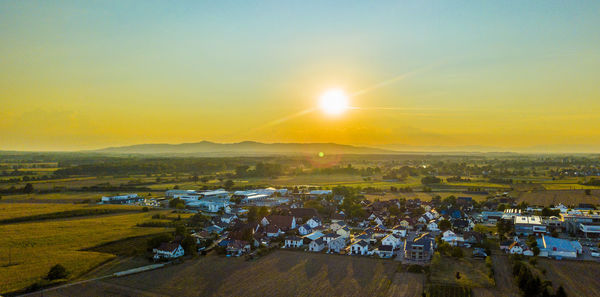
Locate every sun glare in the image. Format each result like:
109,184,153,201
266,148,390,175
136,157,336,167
318,89,349,116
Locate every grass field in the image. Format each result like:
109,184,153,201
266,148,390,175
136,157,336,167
430,253,494,288
0,203,140,221
0,211,172,294
38,251,423,297
1,192,121,203
538,259,600,297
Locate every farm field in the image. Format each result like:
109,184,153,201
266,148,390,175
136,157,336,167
538,259,600,297
429,253,494,288
36,251,423,297
0,203,138,221
0,192,114,203
514,189,600,206
0,211,171,294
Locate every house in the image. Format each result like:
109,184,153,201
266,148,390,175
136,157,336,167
457,196,473,206
336,226,351,239
427,221,439,232
309,238,326,252
220,213,238,224
266,225,283,237
304,231,325,242
290,208,320,223
306,217,322,229
298,224,313,236
381,234,402,250
284,236,303,248
375,245,394,258
153,243,185,260
508,241,524,255
204,224,224,234
328,236,347,253
391,225,407,237
441,230,464,247
330,221,347,232
399,219,412,229
452,219,472,232
404,233,435,261
536,235,582,259
323,233,341,244
261,215,297,230
463,231,484,245
350,240,370,255
226,240,251,256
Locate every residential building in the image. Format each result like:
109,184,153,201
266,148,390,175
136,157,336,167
404,233,434,261
153,243,184,260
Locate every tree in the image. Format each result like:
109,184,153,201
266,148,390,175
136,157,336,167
23,183,34,194
182,234,197,256
439,219,452,231
532,246,540,257
585,189,591,196
451,246,464,258
555,285,567,297
46,264,69,280
224,179,234,189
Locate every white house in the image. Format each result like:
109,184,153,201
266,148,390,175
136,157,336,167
284,236,303,248
350,240,369,255
298,224,313,236
381,234,402,250
336,226,351,239
309,238,326,252
306,217,322,229
441,230,465,247
328,237,346,253
391,225,407,237
153,243,184,260
427,221,439,232
509,242,524,255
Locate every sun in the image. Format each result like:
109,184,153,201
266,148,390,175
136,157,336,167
318,88,349,116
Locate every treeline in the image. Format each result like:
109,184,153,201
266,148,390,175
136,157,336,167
512,260,567,297
0,208,133,224
53,157,270,177
489,177,513,184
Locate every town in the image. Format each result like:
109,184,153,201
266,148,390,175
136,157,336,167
105,187,599,271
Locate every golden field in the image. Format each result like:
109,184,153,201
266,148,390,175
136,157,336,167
0,210,171,294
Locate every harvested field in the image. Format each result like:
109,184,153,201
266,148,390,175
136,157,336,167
34,251,424,297
515,189,600,206
539,259,600,297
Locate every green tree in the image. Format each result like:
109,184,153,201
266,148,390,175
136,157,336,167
224,179,234,189
23,183,34,194
439,219,452,231
46,264,69,280
555,285,567,297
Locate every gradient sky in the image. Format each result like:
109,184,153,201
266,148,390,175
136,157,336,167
1,1,600,152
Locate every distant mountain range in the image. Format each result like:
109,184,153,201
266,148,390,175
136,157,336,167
93,141,394,156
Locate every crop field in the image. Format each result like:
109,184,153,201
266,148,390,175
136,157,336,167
514,189,600,206
0,192,112,203
0,211,171,294
38,251,423,297
0,203,138,221
538,259,600,297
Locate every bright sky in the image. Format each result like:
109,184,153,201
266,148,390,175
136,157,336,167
1,1,600,152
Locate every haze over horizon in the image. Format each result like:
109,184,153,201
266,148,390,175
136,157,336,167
2,1,600,152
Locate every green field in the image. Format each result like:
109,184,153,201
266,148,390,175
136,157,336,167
0,210,171,294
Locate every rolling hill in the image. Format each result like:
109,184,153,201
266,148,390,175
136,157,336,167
93,141,394,156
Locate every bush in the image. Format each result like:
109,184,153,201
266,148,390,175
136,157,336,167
46,264,69,280
142,206,149,212
407,264,424,273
